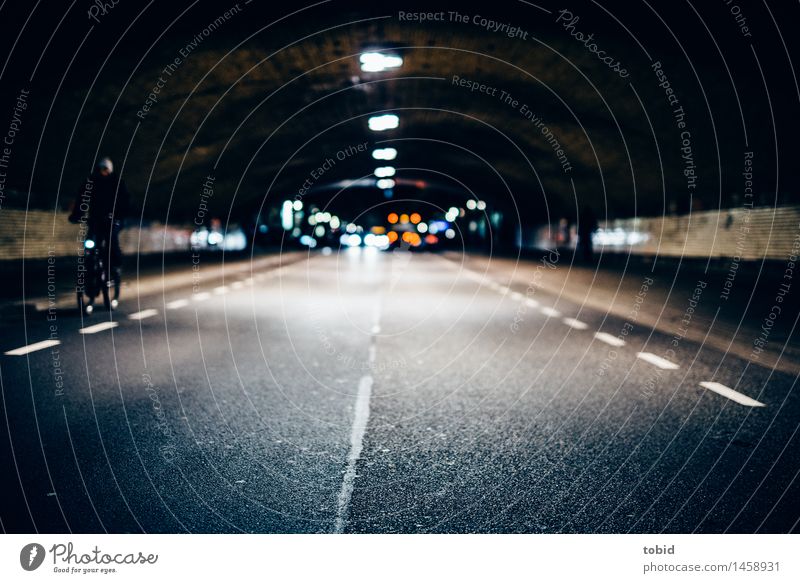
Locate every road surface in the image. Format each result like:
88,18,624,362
1,249,798,533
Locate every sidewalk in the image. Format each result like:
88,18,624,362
445,250,800,377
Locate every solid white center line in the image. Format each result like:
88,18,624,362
5,339,61,356
594,332,626,347
213,286,229,295
129,308,158,321
79,321,118,335
699,381,765,407
166,299,189,310
540,307,561,318
636,351,679,370
563,317,588,330
193,292,211,302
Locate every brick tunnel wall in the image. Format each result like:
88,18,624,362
530,205,800,261
0,209,193,260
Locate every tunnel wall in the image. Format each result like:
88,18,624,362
0,209,193,260
529,205,800,261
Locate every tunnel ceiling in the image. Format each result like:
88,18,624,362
1,0,798,225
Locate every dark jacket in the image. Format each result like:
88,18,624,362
70,171,131,229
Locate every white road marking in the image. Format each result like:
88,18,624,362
636,352,679,370
334,375,373,533
213,286,229,295
370,325,381,334
540,307,561,318
497,286,510,295
166,299,189,310
5,339,60,356
79,321,118,335
129,309,158,321
510,291,523,301
525,298,539,308
563,317,588,330
594,332,626,347
231,281,244,290
243,278,254,285
192,292,211,302
699,381,765,407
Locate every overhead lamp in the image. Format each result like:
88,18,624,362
372,148,397,160
374,166,396,178
368,114,399,131
360,52,403,72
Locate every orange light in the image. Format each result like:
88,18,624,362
401,231,412,243
387,213,398,224
400,213,409,224
371,226,386,234
410,212,421,224
387,231,398,243
410,233,422,247
425,234,439,245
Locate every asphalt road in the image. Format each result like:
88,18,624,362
1,248,798,533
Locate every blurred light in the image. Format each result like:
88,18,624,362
445,210,458,222
410,212,421,224
469,220,478,233
322,247,332,255
371,226,386,234
314,211,325,223
459,207,466,218
322,212,332,222
445,228,456,239
387,212,399,224
374,166,396,178
368,114,399,131
314,225,325,237
593,228,650,247
346,223,358,233
291,227,301,238
341,233,362,247
281,200,294,230
330,216,341,229
84,238,95,249
387,231,399,243
400,213,409,224
376,178,395,189
359,52,403,72
372,147,397,160
222,229,247,251
466,199,477,210
476,200,487,211
208,231,224,245
417,222,428,233
425,234,438,245
308,215,317,226
292,199,303,211
258,224,268,233
299,235,317,248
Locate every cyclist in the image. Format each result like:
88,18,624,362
69,157,130,309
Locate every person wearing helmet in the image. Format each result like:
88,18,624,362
69,157,131,308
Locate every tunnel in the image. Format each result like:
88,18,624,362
0,0,799,553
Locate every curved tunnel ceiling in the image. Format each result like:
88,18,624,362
1,0,797,226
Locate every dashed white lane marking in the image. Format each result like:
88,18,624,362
594,332,626,347
699,381,765,407
213,286,229,295
231,281,244,290
334,304,380,533
79,321,118,335
525,298,539,308
563,317,588,330
497,286,510,295
540,307,561,318
5,339,61,356
333,374,373,533
192,292,211,302
370,325,381,334
636,351,680,370
166,299,189,310
510,291,523,301
129,309,158,321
